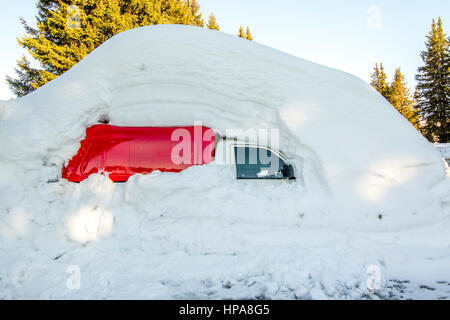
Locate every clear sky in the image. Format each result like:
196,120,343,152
0,0,449,100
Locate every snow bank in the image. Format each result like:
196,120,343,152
0,25,449,299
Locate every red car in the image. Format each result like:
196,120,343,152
63,125,215,182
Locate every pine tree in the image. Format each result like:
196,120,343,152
186,0,204,27
6,56,43,97
370,62,390,99
388,68,420,129
237,25,246,38
415,17,450,142
206,13,219,30
6,0,205,97
246,26,254,41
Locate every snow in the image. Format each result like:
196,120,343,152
436,143,450,163
0,25,449,299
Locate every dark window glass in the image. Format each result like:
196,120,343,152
234,146,293,179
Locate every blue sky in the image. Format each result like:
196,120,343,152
0,0,449,100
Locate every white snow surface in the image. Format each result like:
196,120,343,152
436,144,450,162
0,25,449,299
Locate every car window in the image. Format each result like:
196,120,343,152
234,146,293,179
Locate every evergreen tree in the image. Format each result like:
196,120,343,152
388,68,420,129
415,17,450,142
186,0,204,27
237,25,253,41
237,25,245,38
7,0,206,97
246,26,254,41
370,62,389,99
206,13,219,30
6,56,43,97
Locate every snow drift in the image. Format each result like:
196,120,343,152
0,25,449,299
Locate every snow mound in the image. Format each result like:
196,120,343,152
1,24,447,228
0,25,449,299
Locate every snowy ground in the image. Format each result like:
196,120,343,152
1,168,449,300
0,25,449,300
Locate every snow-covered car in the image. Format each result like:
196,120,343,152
2,25,449,299
62,124,296,182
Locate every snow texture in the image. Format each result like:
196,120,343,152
0,25,449,299
436,144,450,163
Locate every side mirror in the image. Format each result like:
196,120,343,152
281,164,295,179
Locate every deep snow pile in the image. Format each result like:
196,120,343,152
0,25,449,299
